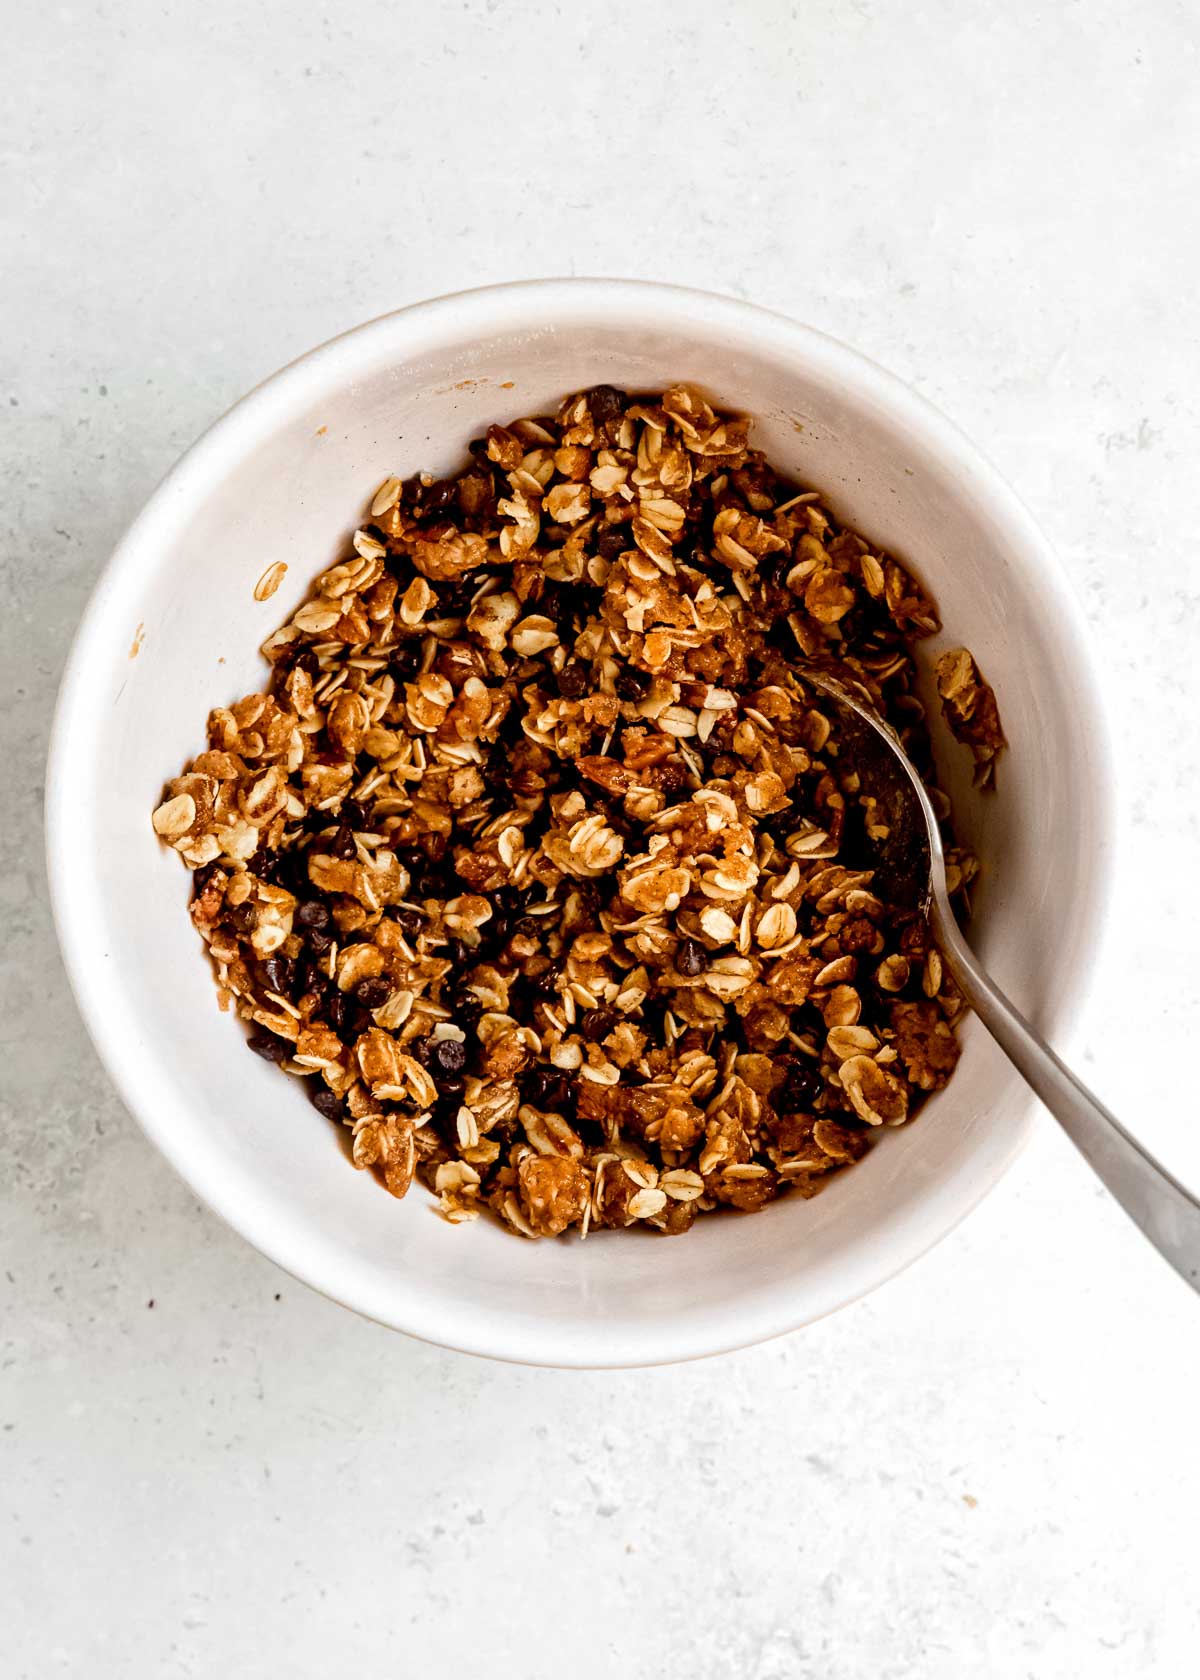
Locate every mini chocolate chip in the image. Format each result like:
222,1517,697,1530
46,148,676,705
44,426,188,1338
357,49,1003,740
556,661,590,698
615,669,647,700
252,843,306,894
193,861,221,896
447,937,471,970
330,825,356,860
487,915,510,946
395,909,423,935
482,756,512,794
779,1058,822,1110
581,1006,618,1044
309,1086,344,1120
264,955,296,996
306,927,333,957
677,938,708,977
430,1038,467,1076
451,995,482,1033
437,574,480,615
298,961,331,999
341,798,371,832
534,963,563,998
597,524,630,560
586,384,626,426
328,993,370,1042
423,478,458,514
354,976,393,1008
252,850,283,885
389,642,423,680
296,899,331,931
523,1066,572,1111
229,902,258,935
247,1032,290,1063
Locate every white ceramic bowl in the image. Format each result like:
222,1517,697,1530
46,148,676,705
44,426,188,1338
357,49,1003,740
46,280,1114,1367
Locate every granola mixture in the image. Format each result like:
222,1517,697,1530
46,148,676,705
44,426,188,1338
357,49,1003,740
152,384,1003,1239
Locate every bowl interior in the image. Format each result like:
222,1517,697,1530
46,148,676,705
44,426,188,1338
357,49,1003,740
48,283,1112,1365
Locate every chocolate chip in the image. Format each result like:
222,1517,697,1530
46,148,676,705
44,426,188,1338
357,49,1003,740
423,478,458,514
581,1006,618,1044
354,976,393,1008
447,937,471,970
556,661,590,698
251,848,282,884
430,1038,467,1076
615,669,647,700
307,928,333,957
481,756,508,795
413,867,445,899
298,961,331,1000
296,899,331,931
437,573,482,615
586,385,626,426
677,938,708,977
779,1058,822,1110
309,1086,344,1120
395,909,423,935
534,963,563,998
451,994,482,1033
328,993,369,1042
229,902,258,935
193,861,221,896
523,1066,572,1111
389,642,423,681
341,798,371,832
330,825,356,860
264,955,296,996
598,524,630,560
247,1032,290,1063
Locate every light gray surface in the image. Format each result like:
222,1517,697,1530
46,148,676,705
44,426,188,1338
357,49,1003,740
4,2,1199,1675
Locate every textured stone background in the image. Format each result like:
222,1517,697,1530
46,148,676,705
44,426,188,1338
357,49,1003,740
4,2,1199,1674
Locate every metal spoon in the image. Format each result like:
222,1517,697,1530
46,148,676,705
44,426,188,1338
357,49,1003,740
804,667,1200,1294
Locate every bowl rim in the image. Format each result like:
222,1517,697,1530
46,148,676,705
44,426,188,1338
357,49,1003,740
44,277,1117,1367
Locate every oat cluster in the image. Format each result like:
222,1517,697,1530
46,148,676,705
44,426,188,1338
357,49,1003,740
152,383,1000,1239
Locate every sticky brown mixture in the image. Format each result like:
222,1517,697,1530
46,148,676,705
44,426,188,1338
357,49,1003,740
152,384,1001,1238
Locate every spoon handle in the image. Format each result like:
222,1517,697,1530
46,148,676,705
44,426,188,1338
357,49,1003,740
933,899,1200,1294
